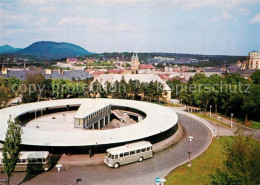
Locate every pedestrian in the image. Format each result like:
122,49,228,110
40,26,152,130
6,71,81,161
89,148,92,158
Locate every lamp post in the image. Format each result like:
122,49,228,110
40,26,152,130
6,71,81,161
231,113,234,129
56,164,62,185
188,136,193,167
210,105,212,117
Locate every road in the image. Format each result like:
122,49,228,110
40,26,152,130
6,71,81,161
0,113,212,185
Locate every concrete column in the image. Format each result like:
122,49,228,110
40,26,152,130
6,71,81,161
98,120,101,130
92,125,94,130
108,114,110,123
138,116,142,122
103,118,105,127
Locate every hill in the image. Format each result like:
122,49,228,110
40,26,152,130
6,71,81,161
0,45,21,54
16,41,93,59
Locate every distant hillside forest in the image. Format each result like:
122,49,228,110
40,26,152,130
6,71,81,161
0,52,246,68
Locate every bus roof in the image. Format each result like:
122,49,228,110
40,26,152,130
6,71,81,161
106,141,152,155
0,151,49,159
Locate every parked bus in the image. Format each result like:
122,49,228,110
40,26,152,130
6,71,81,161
104,141,153,168
0,151,51,172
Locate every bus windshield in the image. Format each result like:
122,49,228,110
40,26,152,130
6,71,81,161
106,152,112,158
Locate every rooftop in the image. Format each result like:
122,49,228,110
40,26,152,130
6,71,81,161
74,103,110,119
107,141,152,155
0,69,93,81
0,99,178,146
139,64,155,69
96,74,171,91
0,151,49,159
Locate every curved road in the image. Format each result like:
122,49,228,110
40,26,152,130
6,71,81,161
0,113,212,185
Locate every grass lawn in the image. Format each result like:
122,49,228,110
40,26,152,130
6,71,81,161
250,121,260,130
165,137,226,185
165,137,260,185
192,112,231,128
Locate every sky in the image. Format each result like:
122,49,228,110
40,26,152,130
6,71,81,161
0,0,259,55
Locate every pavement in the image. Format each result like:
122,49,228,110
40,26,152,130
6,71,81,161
206,111,260,140
0,110,212,185
57,123,184,166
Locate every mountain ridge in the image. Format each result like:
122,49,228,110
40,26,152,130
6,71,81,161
0,41,93,59
0,45,21,54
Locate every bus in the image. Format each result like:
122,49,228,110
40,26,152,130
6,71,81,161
0,151,51,172
104,141,153,168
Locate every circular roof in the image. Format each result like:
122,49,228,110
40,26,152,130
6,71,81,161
0,99,178,147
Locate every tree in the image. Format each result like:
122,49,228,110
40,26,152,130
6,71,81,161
22,73,46,102
251,70,260,84
241,84,259,123
193,77,213,112
3,116,22,185
42,79,53,99
210,130,260,185
166,79,182,99
51,79,69,99
91,80,102,98
0,85,13,108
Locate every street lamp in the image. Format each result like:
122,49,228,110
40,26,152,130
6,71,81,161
210,105,212,117
231,113,234,129
55,164,62,185
188,136,194,167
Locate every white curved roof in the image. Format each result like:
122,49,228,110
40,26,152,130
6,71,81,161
0,99,178,147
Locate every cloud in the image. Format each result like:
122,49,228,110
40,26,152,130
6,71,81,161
58,17,144,35
59,17,108,26
239,8,251,15
169,0,258,11
211,12,231,22
249,14,260,24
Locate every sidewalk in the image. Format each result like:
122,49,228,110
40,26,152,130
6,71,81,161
59,153,105,166
169,105,260,140
205,112,260,132
58,123,183,166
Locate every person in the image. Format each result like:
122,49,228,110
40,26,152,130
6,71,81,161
89,148,92,158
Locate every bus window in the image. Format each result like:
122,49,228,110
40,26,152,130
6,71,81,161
37,158,42,162
147,147,150,151
17,159,22,163
124,152,129,157
111,155,115,159
136,149,141,153
28,158,37,163
130,151,135,155
120,153,123,158
141,148,146,152
22,159,26,163
115,155,118,159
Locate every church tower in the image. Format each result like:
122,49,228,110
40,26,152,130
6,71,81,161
131,53,140,73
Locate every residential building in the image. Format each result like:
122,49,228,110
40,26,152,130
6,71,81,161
138,64,156,73
66,58,79,64
0,68,93,81
94,74,172,101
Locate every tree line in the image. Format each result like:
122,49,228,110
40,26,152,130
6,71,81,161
167,70,260,123
0,74,167,107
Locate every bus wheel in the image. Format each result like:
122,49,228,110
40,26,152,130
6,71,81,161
114,163,120,169
138,157,143,162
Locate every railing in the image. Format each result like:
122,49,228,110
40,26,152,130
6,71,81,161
112,110,132,124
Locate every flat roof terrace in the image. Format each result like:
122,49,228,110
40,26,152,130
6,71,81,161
74,103,111,119
0,99,178,147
